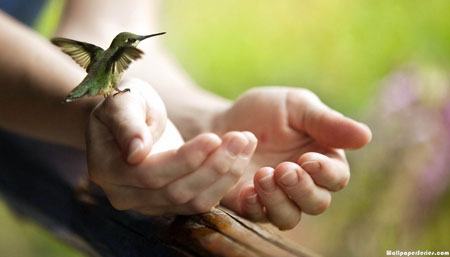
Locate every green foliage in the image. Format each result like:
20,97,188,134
34,0,64,38
0,201,84,257
163,0,450,114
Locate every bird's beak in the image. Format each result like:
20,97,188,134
139,32,166,41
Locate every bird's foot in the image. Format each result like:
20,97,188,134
113,88,131,97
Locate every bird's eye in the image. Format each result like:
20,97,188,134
127,38,136,43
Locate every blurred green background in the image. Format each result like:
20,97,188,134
1,0,450,256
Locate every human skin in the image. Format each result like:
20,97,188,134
0,0,371,230
87,78,258,215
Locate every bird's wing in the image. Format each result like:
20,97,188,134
108,46,144,74
51,38,104,72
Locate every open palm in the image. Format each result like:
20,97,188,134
216,87,371,229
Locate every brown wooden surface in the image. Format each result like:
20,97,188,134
165,207,318,257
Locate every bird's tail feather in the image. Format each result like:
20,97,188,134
65,81,92,102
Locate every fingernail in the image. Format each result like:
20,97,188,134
246,194,258,204
127,138,144,163
279,170,299,187
301,161,321,174
226,137,245,157
259,174,276,192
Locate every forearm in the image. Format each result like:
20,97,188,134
0,11,98,149
55,0,231,140
127,48,231,140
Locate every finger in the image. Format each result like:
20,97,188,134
95,79,167,164
273,162,331,215
97,97,152,165
297,151,350,191
114,131,256,214
185,132,258,214
143,133,221,188
117,78,167,143
254,167,301,230
89,133,221,189
163,131,250,205
240,186,267,222
287,89,372,149
87,112,125,184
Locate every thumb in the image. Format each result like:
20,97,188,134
287,90,372,149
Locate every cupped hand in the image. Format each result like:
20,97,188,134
86,78,257,215
214,87,372,230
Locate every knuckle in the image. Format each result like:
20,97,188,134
228,164,244,177
177,146,200,172
295,88,318,100
197,133,221,146
210,158,230,175
165,185,191,205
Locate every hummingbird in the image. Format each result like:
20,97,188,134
51,32,166,102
